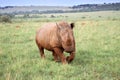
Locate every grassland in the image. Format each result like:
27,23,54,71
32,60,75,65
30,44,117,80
0,11,120,80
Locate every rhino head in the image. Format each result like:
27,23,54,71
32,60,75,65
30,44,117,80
57,22,75,53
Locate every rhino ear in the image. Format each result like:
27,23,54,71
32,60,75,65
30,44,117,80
70,23,75,29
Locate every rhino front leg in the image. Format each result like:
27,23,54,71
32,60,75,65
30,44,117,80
53,48,67,64
66,51,75,63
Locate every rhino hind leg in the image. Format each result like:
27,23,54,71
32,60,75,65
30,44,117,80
38,47,45,58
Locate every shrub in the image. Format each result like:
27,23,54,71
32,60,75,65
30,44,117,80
81,16,86,19
0,15,12,23
23,14,30,18
50,15,55,18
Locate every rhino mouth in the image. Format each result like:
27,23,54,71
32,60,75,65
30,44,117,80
62,44,74,52
64,47,74,52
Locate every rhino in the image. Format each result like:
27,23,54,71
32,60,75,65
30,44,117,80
36,21,75,64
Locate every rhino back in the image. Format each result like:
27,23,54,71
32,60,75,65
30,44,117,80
36,23,59,51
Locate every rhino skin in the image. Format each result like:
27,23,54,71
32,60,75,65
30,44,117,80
36,21,75,64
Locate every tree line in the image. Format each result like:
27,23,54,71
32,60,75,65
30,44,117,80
0,2,120,15
72,3,120,11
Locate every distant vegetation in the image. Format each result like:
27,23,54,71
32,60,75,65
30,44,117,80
0,2,120,14
0,14,14,23
0,6,14,9
0,2,120,23
72,3,120,12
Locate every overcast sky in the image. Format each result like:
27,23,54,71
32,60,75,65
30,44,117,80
0,0,120,7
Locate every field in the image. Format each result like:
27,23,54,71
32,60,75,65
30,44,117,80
0,11,120,80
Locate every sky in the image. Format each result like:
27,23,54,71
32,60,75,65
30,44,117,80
0,0,120,7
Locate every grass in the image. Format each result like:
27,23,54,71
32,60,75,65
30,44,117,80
0,11,120,80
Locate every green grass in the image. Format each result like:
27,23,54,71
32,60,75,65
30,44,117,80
0,11,120,80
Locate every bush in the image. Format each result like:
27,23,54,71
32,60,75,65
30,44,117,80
0,15,12,23
23,14,30,18
81,16,86,19
50,15,55,18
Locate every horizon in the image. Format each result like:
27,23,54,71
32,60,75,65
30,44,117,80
0,0,120,7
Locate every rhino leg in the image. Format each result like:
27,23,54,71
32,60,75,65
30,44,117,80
38,47,45,58
52,51,60,62
53,48,67,64
66,52,75,63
